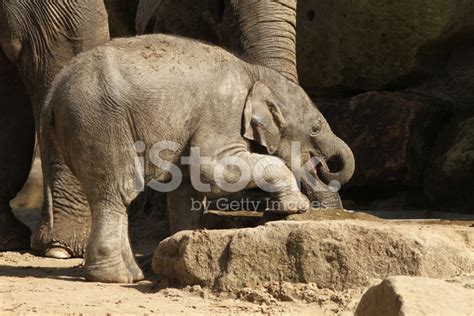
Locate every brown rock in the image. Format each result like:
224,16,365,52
355,276,474,316
297,1,474,96
202,208,381,230
318,92,451,188
152,220,473,291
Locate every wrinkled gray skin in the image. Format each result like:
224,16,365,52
41,34,355,283
137,0,345,232
0,0,110,256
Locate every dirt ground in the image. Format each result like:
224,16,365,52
0,209,340,315
3,208,471,315
1,251,341,315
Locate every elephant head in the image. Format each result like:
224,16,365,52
0,0,110,112
243,76,355,199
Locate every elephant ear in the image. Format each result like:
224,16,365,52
243,81,285,154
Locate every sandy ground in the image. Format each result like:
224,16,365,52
0,209,332,315
4,208,471,315
0,251,334,315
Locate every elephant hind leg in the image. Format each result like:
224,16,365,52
84,204,133,283
69,143,141,283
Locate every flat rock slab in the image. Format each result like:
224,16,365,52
152,220,473,291
355,276,474,316
202,209,381,230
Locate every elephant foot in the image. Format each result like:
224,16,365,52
122,249,145,282
0,210,31,251
85,261,134,284
31,215,90,258
268,192,310,215
127,263,145,282
31,225,85,258
45,246,72,259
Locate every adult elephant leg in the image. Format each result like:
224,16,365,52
0,61,35,251
31,163,90,258
167,176,204,234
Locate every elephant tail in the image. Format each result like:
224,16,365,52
38,99,58,229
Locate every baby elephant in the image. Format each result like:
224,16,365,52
41,34,354,283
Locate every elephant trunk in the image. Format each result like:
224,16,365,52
317,137,355,186
231,0,298,83
300,136,355,209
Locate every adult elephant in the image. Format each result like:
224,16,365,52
136,0,344,232
0,50,34,250
0,0,110,256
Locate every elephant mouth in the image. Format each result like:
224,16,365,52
307,153,322,178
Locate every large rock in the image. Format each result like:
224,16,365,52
152,220,473,291
297,0,474,96
318,92,451,188
355,276,474,316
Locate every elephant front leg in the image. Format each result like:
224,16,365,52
249,154,310,214
201,152,310,214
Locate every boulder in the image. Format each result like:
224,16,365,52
152,220,473,291
355,276,474,316
318,92,451,189
297,0,474,96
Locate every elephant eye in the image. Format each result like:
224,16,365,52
310,121,322,137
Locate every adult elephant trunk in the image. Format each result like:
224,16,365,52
225,0,298,83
